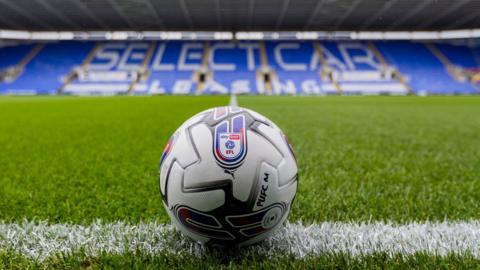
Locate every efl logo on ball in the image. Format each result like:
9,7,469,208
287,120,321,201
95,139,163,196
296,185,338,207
213,113,247,169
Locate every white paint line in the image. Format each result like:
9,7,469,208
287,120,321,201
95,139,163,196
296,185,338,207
229,94,238,107
1,221,480,261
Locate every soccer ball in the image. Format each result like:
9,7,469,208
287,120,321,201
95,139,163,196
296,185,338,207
159,106,298,246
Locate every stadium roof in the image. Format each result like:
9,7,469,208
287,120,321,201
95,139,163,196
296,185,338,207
0,0,478,32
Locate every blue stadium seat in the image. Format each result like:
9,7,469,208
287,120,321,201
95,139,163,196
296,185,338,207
265,41,323,95
0,40,479,95
146,41,197,95
0,44,34,70
204,42,259,95
376,41,476,94
436,43,478,68
1,41,94,94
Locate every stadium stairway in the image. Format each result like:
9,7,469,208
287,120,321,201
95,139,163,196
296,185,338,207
265,41,323,95
0,41,93,95
0,44,36,71
433,43,480,90
63,42,151,95
435,43,478,67
144,41,199,95
0,44,43,86
376,41,477,94
319,41,409,95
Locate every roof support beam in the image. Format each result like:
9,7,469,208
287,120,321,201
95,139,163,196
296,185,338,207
360,0,399,29
334,0,363,28
446,9,479,29
215,0,222,29
0,0,478,32
105,0,135,28
247,0,254,30
417,0,471,28
143,0,165,29
0,0,51,29
0,14,24,29
68,0,109,29
304,0,328,29
387,0,433,29
275,0,290,29
33,0,80,29
179,0,194,29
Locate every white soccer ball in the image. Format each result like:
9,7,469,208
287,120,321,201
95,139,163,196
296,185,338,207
159,106,298,246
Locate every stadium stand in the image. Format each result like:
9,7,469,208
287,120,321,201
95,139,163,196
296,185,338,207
1,40,479,95
377,41,478,95
202,42,260,95
432,43,480,87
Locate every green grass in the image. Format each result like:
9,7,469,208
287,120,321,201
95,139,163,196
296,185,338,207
2,251,480,269
240,96,480,222
0,95,480,268
3,95,477,223
0,96,227,224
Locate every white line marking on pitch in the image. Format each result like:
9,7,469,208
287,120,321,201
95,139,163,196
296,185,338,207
1,221,479,261
229,94,238,107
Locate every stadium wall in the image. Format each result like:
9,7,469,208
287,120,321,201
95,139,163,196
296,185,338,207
0,40,479,95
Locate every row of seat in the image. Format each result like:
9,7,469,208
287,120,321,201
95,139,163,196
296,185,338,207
0,41,478,95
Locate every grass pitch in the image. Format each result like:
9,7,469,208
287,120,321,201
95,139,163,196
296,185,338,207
241,96,480,223
0,95,479,268
2,251,480,269
0,96,227,224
